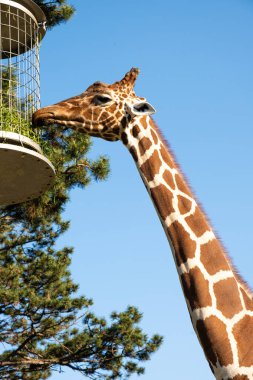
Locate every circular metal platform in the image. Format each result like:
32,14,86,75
0,132,55,206
0,0,46,58
0,130,42,153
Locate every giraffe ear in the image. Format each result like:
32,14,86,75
126,101,156,116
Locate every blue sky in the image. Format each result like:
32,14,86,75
42,1,253,379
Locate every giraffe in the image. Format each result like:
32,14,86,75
33,68,253,380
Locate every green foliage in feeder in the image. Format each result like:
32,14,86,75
0,0,77,151
0,59,54,205
0,105,43,145
0,66,43,147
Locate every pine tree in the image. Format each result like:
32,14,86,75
33,0,75,29
0,2,163,379
0,124,163,379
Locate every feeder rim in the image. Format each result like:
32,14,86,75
0,131,43,154
0,142,55,206
0,142,54,172
0,0,46,34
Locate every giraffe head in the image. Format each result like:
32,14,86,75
33,68,156,141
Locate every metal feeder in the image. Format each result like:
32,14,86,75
0,0,55,206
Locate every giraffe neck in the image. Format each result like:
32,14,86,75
121,116,253,379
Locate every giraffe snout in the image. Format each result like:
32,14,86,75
32,108,56,127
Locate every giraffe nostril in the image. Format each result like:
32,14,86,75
32,112,55,127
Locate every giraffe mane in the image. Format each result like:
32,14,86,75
151,117,253,296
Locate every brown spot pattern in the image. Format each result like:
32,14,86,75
140,116,148,129
121,132,128,145
200,239,230,275
181,267,212,310
112,126,120,136
213,278,243,318
241,288,253,312
160,144,174,168
150,184,174,220
106,119,117,128
233,315,253,367
100,111,110,122
168,220,197,266
132,125,140,138
151,129,158,144
138,137,152,156
108,104,117,112
129,146,138,162
178,195,194,215
162,170,175,190
185,207,210,237
196,316,233,366
140,150,162,182
104,133,114,140
121,116,127,129
231,376,250,380
175,173,189,193
107,115,116,122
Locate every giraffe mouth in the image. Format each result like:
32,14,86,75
32,109,87,130
32,111,56,127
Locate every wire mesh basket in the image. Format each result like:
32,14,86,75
0,0,55,206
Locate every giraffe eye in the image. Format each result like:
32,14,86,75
92,95,112,106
